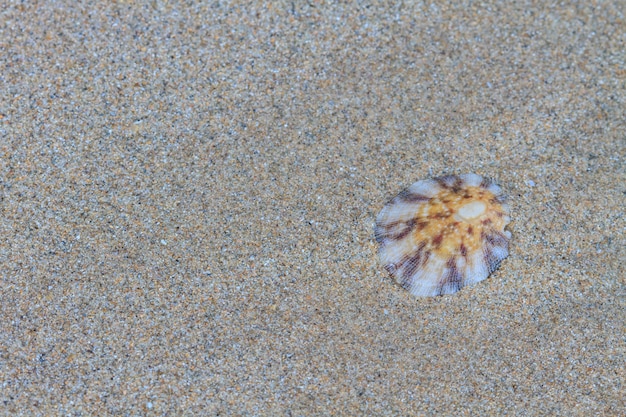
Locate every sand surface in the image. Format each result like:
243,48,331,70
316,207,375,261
1,1,624,415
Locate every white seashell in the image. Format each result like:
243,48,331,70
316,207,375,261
375,174,512,296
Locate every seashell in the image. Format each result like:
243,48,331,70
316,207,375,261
375,173,511,296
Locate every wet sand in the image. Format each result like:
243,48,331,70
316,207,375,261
1,1,624,415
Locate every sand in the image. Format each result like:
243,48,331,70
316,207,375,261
1,1,624,415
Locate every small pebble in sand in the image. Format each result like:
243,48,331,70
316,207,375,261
375,173,511,296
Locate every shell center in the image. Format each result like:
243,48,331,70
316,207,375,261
455,200,487,222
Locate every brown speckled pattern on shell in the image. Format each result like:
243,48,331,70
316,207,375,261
375,173,511,296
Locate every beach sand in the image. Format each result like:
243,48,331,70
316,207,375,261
1,1,624,415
